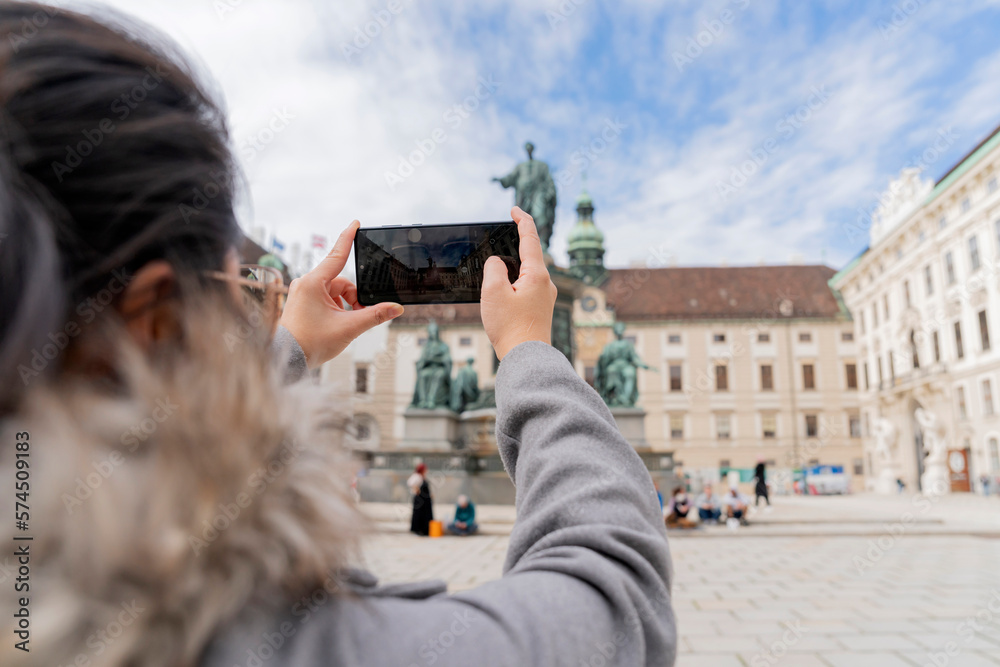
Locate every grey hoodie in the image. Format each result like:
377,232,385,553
203,340,676,666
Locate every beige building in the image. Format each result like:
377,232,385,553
344,190,865,496
832,122,1000,494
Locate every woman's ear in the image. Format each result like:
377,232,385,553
119,260,180,350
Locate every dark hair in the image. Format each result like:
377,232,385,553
0,2,241,412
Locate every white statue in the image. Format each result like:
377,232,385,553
915,408,949,495
872,417,900,495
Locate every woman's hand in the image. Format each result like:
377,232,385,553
481,206,558,361
279,220,404,368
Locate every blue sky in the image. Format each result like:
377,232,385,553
96,0,1000,272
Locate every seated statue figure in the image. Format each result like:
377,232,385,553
450,357,480,413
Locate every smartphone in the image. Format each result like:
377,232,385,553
354,221,520,305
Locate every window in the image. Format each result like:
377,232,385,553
669,364,682,392
670,414,684,440
762,414,776,438
933,330,941,362
962,197,972,213
459,336,473,347
863,362,870,390
716,414,731,440
903,281,911,307
910,329,920,370
584,366,596,387
956,321,965,360
957,386,968,419
802,364,815,390
719,459,731,470
853,458,864,475
939,216,947,229
872,303,879,327
418,337,427,346
980,310,991,352
990,437,1000,471
888,353,895,381
845,363,858,389
799,332,812,342
990,177,998,194
970,236,981,271
983,378,995,416
924,265,933,296
668,334,682,344
760,364,774,391
849,414,862,438
625,335,637,345
355,365,369,393
805,414,818,438
758,332,771,343
945,252,956,285
353,417,372,441
715,365,728,391
877,356,884,385
883,294,890,320
713,333,726,343
842,331,854,342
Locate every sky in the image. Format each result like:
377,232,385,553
77,0,1000,273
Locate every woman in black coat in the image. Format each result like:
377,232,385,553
754,460,770,507
409,463,434,535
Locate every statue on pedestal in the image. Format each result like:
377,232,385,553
916,408,949,495
450,357,480,413
872,417,900,494
493,142,557,253
595,322,655,408
411,322,452,410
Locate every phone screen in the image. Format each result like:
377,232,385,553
354,221,520,305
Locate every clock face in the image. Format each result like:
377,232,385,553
948,451,965,472
581,296,598,312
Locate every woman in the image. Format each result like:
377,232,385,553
0,3,675,666
754,459,771,506
408,462,434,536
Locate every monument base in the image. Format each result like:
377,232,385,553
921,462,950,496
401,408,460,451
611,407,648,449
874,467,900,495
459,408,497,453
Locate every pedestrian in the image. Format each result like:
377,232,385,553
753,459,770,507
695,483,722,523
722,487,751,526
408,463,434,536
447,494,478,536
666,487,696,528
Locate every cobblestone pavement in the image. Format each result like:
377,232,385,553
359,530,1000,666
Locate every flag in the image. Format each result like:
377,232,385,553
311,234,327,250
271,237,285,253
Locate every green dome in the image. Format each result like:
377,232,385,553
567,217,604,252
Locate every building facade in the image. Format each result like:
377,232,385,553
344,191,865,498
832,123,1000,494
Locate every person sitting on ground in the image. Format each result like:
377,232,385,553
695,483,722,523
722,487,750,526
665,487,696,528
447,495,479,536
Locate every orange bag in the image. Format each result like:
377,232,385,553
428,520,443,538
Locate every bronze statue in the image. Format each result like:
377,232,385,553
493,142,557,253
411,321,452,410
595,322,655,408
450,357,480,413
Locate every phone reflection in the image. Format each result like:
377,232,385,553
356,223,519,304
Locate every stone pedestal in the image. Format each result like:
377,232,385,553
459,408,497,453
921,460,950,496
611,407,648,449
875,466,901,495
401,408,460,451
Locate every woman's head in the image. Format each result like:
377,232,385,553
415,463,427,475
0,2,241,411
